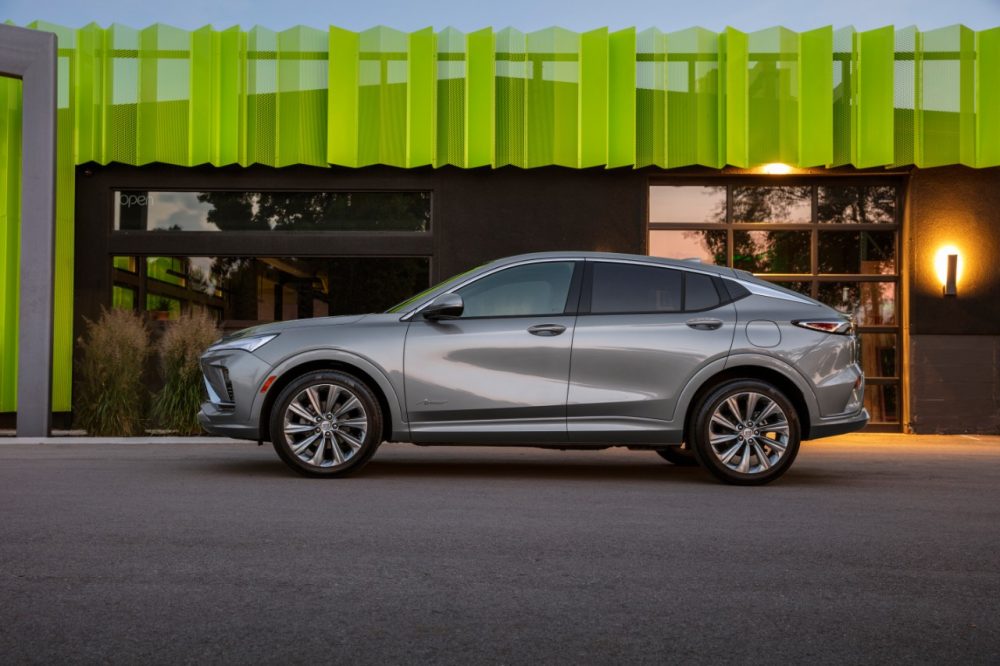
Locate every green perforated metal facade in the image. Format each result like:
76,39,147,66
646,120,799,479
0,22,998,411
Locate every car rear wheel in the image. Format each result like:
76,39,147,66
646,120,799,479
689,379,800,485
269,370,383,477
654,444,699,466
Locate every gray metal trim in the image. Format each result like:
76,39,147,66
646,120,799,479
0,25,58,437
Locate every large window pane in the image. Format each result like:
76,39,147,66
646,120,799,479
112,285,136,311
859,333,898,378
649,186,725,223
732,186,811,223
818,185,896,224
591,263,682,314
457,262,575,318
648,229,727,265
865,384,900,424
767,281,812,297
114,256,430,332
114,191,431,232
817,281,896,326
733,231,811,273
818,230,895,274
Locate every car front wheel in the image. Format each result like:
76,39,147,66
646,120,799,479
689,379,800,485
269,370,383,477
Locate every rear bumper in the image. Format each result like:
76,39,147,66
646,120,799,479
807,408,870,440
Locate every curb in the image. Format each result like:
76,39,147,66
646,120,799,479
0,436,243,446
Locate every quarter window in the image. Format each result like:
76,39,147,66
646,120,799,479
456,262,576,318
684,272,721,311
590,263,682,314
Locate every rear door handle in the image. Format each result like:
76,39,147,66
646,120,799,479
527,324,567,337
686,318,724,331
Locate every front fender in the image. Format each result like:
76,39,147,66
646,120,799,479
251,348,408,441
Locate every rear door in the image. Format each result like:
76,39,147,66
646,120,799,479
567,260,737,442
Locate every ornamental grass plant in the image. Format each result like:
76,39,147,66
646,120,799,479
151,311,220,435
75,308,152,436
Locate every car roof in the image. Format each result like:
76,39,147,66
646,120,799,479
487,251,740,278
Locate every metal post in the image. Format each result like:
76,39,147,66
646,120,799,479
0,24,58,437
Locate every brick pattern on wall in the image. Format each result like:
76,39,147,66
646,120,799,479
910,335,1000,434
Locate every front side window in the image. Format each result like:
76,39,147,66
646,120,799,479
456,262,575,318
591,262,682,314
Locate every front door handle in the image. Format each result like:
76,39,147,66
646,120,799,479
686,318,724,331
527,323,567,337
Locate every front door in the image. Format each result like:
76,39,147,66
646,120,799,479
567,260,737,442
404,261,580,442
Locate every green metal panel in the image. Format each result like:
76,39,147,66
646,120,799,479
435,27,465,167
579,28,608,168
494,27,526,168
607,28,635,168
327,26,359,167
465,27,494,168
978,27,1000,167
0,22,999,414
798,26,833,166
854,26,895,168
0,78,20,412
724,27,748,167
407,27,436,167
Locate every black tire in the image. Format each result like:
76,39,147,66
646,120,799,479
689,379,800,486
654,444,699,466
269,370,383,478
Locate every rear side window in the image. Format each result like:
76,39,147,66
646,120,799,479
591,262,682,313
684,272,721,311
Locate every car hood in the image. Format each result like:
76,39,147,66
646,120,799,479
220,314,369,341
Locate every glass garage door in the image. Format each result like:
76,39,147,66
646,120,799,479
647,179,902,429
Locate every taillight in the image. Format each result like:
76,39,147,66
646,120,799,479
793,319,852,335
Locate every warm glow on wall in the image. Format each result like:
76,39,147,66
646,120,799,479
934,245,962,296
761,163,793,175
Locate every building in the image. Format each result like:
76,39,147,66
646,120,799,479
1,22,998,434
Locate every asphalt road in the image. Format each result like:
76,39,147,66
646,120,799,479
1,435,999,664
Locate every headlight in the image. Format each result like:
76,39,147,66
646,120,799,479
209,333,278,353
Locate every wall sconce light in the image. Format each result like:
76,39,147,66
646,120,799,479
934,245,961,297
943,254,958,296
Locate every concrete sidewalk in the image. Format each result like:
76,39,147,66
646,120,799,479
0,435,239,445
0,432,998,446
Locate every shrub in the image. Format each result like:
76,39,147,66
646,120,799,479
151,311,220,435
75,308,152,436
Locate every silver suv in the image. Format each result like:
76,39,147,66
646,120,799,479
199,252,867,485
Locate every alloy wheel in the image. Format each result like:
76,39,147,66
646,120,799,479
282,384,369,469
708,391,790,475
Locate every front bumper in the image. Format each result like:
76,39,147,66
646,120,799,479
197,347,273,442
198,401,261,440
807,408,870,440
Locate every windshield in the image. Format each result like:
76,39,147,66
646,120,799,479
384,263,487,313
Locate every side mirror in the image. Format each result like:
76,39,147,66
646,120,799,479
422,293,464,321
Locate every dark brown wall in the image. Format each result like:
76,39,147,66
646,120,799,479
907,166,1000,433
433,166,645,280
